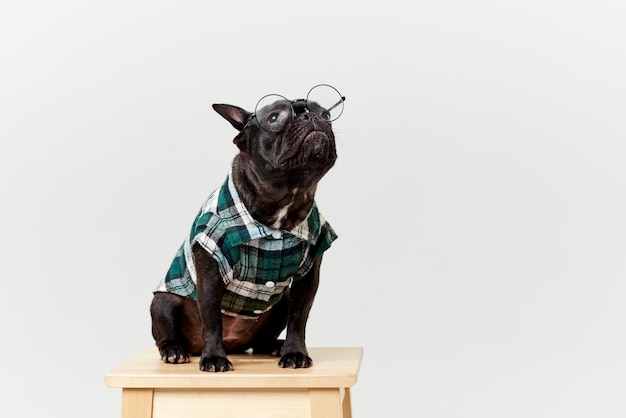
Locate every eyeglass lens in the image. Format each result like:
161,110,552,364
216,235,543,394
306,84,345,122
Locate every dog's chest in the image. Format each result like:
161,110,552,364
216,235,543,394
271,204,291,229
268,190,315,231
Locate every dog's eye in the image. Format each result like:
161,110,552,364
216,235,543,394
261,108,291,132
268,113,280,123
321,111,331,121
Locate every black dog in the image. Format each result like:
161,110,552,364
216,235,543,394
150,85,344,372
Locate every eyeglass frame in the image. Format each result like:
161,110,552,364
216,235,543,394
243,84,346,133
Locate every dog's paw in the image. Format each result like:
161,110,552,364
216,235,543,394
199,355,233,372
278,352,313,369
159,344,190,364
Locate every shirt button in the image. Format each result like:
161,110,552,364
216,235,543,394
271,230,282,239
265,281,275,288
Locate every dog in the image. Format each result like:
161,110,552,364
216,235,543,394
150,85,344,372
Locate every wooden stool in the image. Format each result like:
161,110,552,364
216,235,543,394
105,347,363,418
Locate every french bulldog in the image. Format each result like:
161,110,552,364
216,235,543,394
150,85,344,372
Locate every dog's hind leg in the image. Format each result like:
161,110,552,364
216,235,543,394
150,292,202,363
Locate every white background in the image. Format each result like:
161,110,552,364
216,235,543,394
1,1,625,417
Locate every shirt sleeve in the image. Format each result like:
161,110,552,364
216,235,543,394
293,220,338,281
189,211,235,285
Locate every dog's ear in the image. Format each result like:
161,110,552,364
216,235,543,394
212,104,251,131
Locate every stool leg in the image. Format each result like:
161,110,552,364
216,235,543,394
309,388,343,418
121,388,153,418
342,388,353,418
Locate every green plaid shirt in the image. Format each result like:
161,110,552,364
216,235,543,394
154,171,337,319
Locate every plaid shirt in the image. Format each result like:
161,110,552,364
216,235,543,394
154,171,337,319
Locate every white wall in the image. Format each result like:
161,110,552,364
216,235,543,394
1,1,625,417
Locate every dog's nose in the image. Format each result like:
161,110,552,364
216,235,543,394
297,112,315,121
297,112,318,128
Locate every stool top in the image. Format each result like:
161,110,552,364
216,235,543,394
104,347,363,389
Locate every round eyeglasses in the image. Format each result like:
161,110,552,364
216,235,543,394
249,84,345,133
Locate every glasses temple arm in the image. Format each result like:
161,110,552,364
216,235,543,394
327,96,346,113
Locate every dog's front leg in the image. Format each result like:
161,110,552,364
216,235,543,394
278,255,322,368
193,243,233,372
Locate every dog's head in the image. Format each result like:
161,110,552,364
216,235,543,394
212,86,343,187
